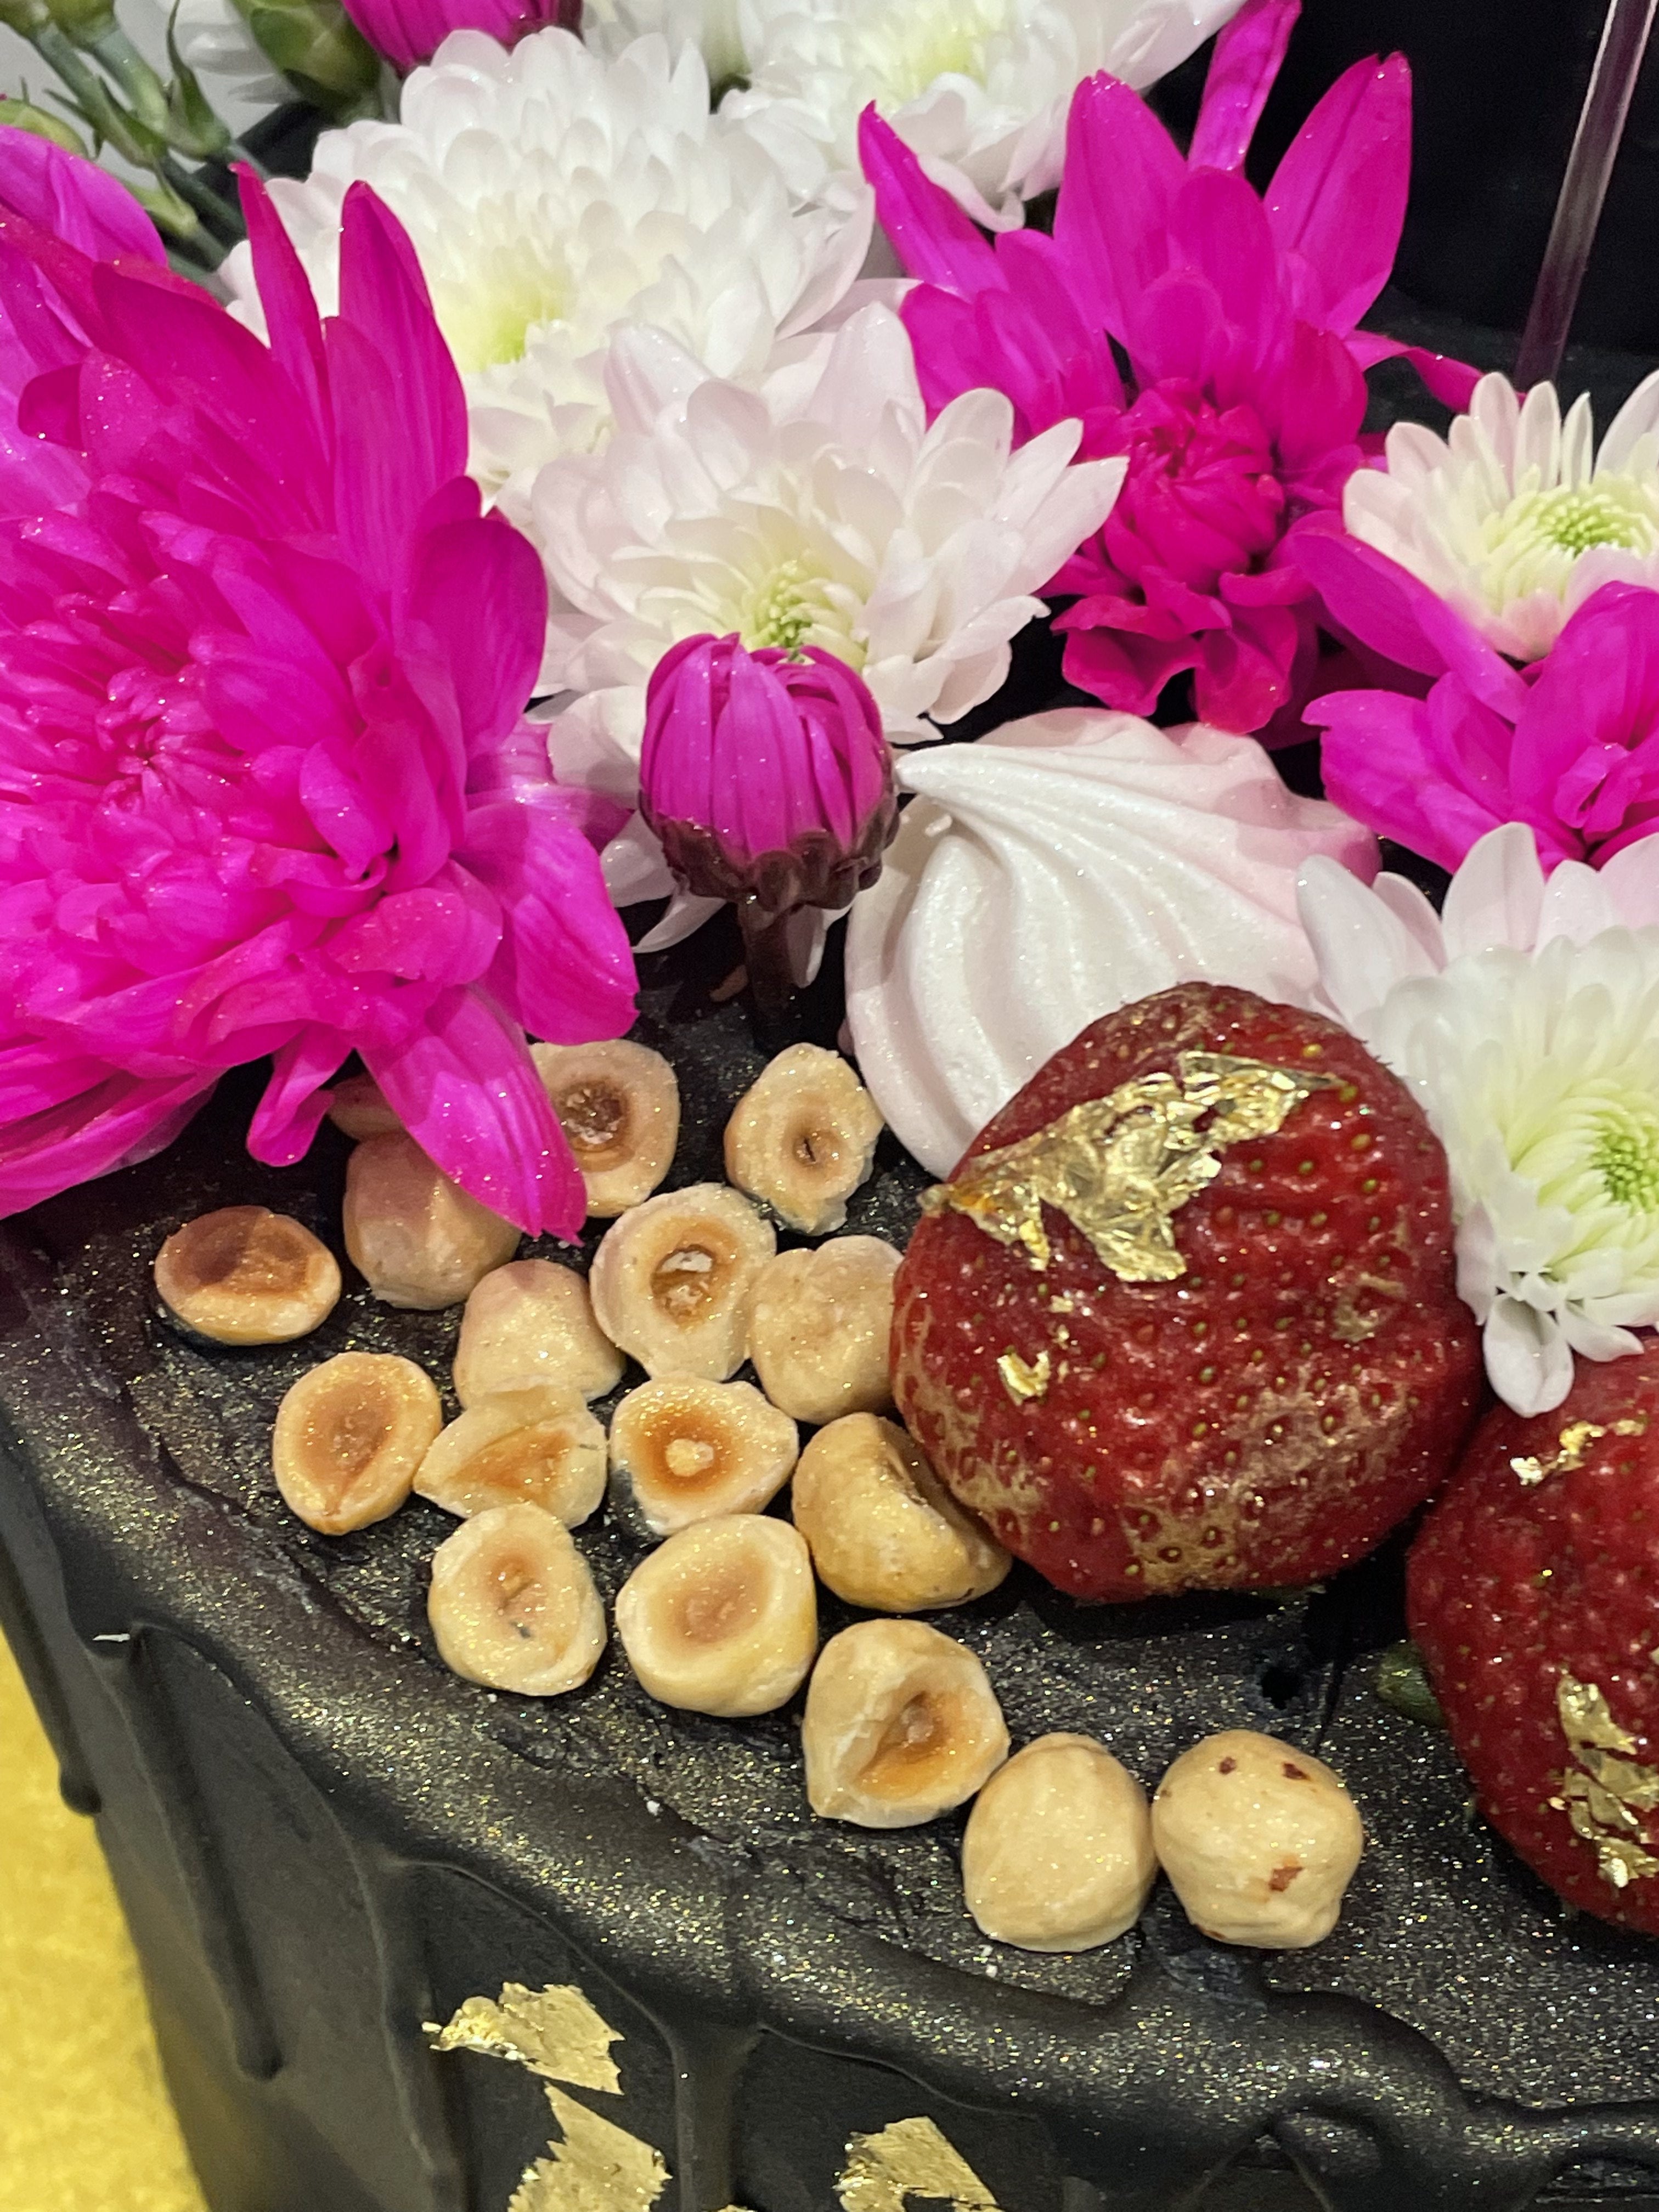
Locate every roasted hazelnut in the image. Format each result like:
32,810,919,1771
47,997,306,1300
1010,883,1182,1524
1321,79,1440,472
1152,1730,1364,1949
613,1515,817,1718
962,1734,1156,1951
343,1134,519,1310
791,1415,1009,1613
748,1237,900,1426
589,1184,774,1380
531,1039,680,1217
415,1387,606,1528
724,1044,884,1234
154,1207,340,1345
272,1352,441,1534
802,1619,1008,1828
452,1258,623,1406
325,1075,403,1141
427,1502,606,1696
609,1378,798,1536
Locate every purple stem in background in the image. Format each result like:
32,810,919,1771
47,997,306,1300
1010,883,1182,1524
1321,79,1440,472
1515,0,1659,388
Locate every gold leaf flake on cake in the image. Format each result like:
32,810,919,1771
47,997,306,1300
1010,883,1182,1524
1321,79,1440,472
996,1348,1049,1403
1551,1673,1659,1889
837,2117,1001,2212
922,1052,1329,1279
425,1983,622,2092
509,2087,668,2212
1510,1414,1647,1487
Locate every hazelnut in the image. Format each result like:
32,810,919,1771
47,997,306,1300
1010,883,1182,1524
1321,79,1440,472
531,1039,680,1217
415,1387,606,1528
802,1619,1008,1829
613,1515,817,1718
724,1044,884,1234
791,1415,1009,1613
452,1258,623,1406
609,1378,798,1536
589,1184,774,1380
344,1135,519,1310
1151,1730,1364,1949
962,1734,1155,1952
748,1237,900,1426
154,1207,340,1345
427,1502,606,1696
272,1352,442,1534
325,1075,403,1141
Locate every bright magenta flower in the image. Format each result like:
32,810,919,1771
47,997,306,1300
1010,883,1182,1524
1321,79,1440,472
1296,526,1659,873
639,634,896,1009
860,0,1478,737
0,151,635,1233
0,125,162,518
340,0,578,70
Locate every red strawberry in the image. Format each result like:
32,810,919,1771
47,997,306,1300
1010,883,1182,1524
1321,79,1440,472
890,982,1481,1599
1410,1344,1659,1932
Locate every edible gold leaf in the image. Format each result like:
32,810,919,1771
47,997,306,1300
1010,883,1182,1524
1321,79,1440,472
1559,1673,1641,1757
923,1052,1329,1280
1554,1673,1659,1889
996,1348,1049,1403
1511,1414,1647,1487
425,1984,622,2093
837,2118,1001,2212
509,2087,668,2212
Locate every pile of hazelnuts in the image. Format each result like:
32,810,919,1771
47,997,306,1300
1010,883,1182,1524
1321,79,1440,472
151,1037,1364,1957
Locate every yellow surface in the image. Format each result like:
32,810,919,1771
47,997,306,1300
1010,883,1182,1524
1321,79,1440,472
0,1630,210,2212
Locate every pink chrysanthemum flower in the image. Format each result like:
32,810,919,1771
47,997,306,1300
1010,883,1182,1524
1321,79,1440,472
0,140,635,1234
341,0,578,72
1296,526,1659,874
860,0,1478,737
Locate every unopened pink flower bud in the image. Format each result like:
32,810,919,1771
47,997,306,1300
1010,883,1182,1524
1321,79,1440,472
640,634,896,1011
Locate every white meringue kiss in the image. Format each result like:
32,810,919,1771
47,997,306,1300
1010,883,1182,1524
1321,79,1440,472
843,712,1377,1176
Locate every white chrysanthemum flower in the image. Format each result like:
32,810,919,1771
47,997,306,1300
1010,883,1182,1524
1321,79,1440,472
583,0,748,89
591,0,1244,223
223,28,869,506
535,303,1124,950
173,0,287,106
536,302,1125,741
1344,370,1659,664
1299,822,1659,1416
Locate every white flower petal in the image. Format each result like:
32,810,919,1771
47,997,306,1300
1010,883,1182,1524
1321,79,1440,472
1484,1296,1575,1416
635,885,727,947
1296,855,1438,1033
1440,822,1548,959
1599,840,1659,929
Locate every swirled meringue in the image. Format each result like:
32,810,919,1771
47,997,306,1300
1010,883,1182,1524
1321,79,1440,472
844,712,1377,1175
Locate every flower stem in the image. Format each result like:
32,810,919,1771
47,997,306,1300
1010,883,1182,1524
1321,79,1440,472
157,151,244,238
736,902,798,1019
87,22,170,131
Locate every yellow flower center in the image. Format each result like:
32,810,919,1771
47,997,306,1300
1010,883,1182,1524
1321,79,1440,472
1476,475,1659,613
1513,1075,1659,1232
1533,484,1657,556
739,558,847,657
860,0,1009,103
429,233,572,374
1591,1102,1659,1212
